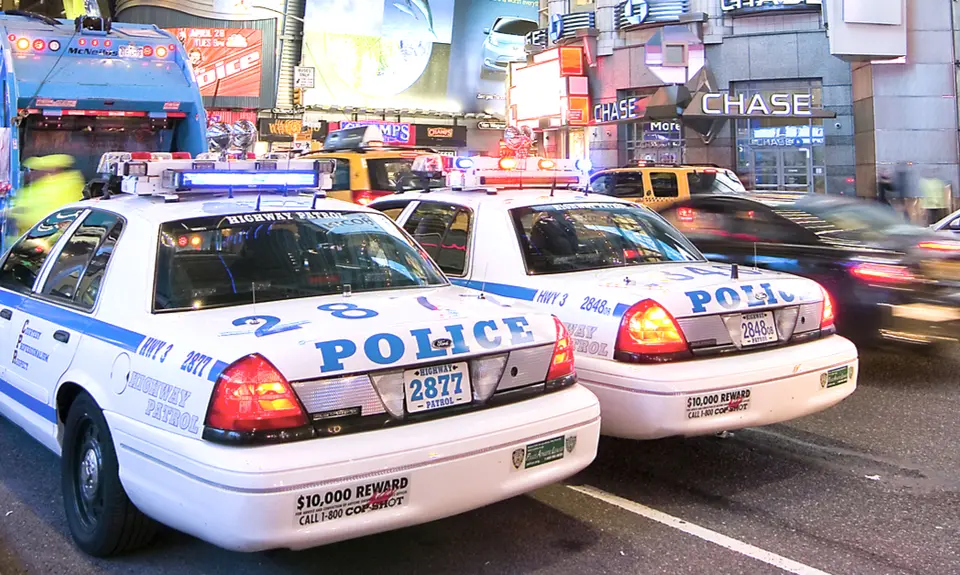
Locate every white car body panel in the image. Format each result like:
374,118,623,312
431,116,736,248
0,192,600,552
372,189,859,440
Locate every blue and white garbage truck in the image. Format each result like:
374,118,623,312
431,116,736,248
0,11,207,248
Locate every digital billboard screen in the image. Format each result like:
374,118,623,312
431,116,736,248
301,0,539,114
167,28,263,98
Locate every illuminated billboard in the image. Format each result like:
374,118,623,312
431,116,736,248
509,47,589,127
300,0,538,114
167,28,263,98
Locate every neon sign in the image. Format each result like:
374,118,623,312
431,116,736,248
701,93,813,117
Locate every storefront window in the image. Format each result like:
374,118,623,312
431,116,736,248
734,80,826,194
619,89,684,166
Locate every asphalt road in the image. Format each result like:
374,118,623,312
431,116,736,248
0,347,957,575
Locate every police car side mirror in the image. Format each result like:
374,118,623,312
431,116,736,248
484,28,491,34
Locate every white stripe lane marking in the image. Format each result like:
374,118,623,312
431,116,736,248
568,485,835,575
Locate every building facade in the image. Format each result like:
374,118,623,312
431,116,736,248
517,0,958,198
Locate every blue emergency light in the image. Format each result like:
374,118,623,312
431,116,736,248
454,157,474,170
164,170,321,191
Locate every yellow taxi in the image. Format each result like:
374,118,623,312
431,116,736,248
587,161,747,211
300,125,440,205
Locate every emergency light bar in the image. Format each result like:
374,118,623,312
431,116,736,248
97,153,336,198
411,154,589,190
163,169,320,190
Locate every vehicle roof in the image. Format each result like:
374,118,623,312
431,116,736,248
66,191,377,225
302,149,424,160
378,187,636,211
594,165,732,175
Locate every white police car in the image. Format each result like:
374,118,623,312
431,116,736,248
0,152,600,556
370,155,859,440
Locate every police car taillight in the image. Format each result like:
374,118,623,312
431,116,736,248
615,299,690,362
820,286,835,329
205,354,308,432
546,317,575,382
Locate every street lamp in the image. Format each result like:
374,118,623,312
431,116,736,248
250,4,305,108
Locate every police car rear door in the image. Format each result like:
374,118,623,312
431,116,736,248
12,210,123,432
0,208,86,439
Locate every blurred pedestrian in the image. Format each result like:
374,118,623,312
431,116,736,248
877,168,894,205
8,154,84,242
919,170,948,225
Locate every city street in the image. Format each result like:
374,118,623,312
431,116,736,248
0,347,957,575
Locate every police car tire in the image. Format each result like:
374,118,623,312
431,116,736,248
61,392,158,557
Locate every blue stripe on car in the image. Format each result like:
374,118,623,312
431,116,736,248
0,377,57,423
448,279,539,301
450,279,631,317
0,289,229,421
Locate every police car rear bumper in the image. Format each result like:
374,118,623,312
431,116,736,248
106,384,600,552
575,335,858,440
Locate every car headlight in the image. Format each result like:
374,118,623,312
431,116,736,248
488,35,500,47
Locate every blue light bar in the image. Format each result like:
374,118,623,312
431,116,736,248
575,159,592,172
454,157,474,169
168,170,320,190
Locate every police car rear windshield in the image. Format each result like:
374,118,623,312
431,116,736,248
511,203,704,275
154,210,446,311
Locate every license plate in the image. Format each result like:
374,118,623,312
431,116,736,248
739,311,778,346
822,366,850,389
523,436,565,469
403,362,471,413
119,45,143,58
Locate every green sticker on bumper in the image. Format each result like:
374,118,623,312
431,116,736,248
524,436,565,469
824,366,850,388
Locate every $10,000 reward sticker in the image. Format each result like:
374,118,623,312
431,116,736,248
294,476,409,527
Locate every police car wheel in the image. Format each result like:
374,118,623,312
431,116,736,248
61,392,158,557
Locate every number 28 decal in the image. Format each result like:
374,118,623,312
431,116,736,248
317,303,378,319
230,304,379,338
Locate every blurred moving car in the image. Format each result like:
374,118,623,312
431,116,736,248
660,193,960,346
932,207,960,235
588,162,747,210
482,17,538,75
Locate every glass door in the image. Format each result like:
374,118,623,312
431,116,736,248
751,148,812,192
753,149,780,191
781,148,810,192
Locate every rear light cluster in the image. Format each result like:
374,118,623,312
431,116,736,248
615,300,690,362
352,189,392,206
849,261,916,285
546,317,576,382
820,286,835,330
10,35,169,58
204,354,312,442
